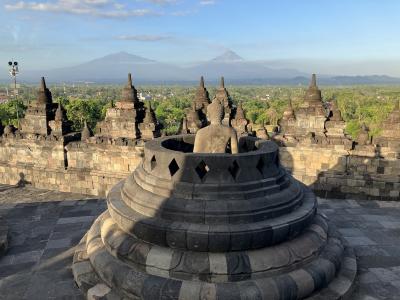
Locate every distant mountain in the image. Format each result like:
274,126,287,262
85,51,155,64
6,51,400,85
185,49,306,80
19,51,184,83
211,50,244,63
185,53,306,80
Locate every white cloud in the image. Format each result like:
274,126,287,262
113,3,125,9
4,0,160,18
199,0,215,5
115,34,172,41
144,0,178,5
170,10,195,16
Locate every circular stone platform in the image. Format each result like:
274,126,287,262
72,135,356,300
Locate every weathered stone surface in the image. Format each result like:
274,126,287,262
20,77,58,136
73,122,356,299
0,217,8,257
1,185,398,299
231,102,250,136
282,74,327,138
193,98,239,154
96,73,161,141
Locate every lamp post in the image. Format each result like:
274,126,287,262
8,60,20,127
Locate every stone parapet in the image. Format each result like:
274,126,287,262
0,134,400,200
279,143,400,200
0,137,143,196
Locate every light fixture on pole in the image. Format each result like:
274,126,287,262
8,60,20,127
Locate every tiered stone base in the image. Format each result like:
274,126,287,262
73,137,357,299
0,217,8,256
73,211,356,300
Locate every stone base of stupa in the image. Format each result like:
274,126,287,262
73,197,356,300
0,217,8,257
73,135,357,300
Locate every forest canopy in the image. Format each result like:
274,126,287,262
0,84,398,139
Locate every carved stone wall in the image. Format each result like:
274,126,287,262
279,143,400,200
0,137,143,196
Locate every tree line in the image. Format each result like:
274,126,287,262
0,84,399,139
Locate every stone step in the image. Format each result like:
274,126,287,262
107,181,317,251
121,176,304,224
72,213,356,300
99,212,329,282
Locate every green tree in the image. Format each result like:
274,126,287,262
154,97,191,135
0,99,27,126
64,98,105,131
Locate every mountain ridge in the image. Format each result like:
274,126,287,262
211,50,244,62
2,51,400,85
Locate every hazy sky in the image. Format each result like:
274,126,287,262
1,0,400,75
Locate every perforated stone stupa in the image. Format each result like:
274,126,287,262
73,100,357,299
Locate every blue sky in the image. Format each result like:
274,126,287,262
1,0,400,75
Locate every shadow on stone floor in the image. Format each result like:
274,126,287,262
311,149,400,300
0,198,107,299
279,142,400,299
0,185,19,193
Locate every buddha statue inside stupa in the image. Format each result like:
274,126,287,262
193,97,238,154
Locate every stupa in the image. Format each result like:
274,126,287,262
139,102,162,141
81,121,93,141
324,101,353,147
194,76,211,113
214,76,234,125
73,98,356,299
231,102,250,136
278,99,297,141
49,103,72,136
95,74,146,140
182,103,204,134
290,74,327,139
357,123,371,145
374,100,400,150
20,77,58,136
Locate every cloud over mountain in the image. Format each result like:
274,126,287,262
114,34,172,41
5,0,164,18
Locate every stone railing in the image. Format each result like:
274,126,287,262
279,142,400,200
0,132,399,200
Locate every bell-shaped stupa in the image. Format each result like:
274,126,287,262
73,111,357,299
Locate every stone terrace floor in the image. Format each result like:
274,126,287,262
0,184,399,299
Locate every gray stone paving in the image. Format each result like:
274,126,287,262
0,184,398,299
